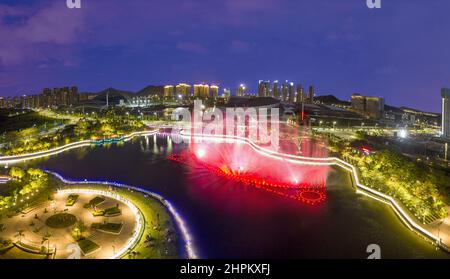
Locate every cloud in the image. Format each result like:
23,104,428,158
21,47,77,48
176,42,208,54
0,1,86,66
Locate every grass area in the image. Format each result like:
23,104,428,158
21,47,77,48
111,188,179,259
91,222,123,234
45,213,77,228
77,238,100,255
104,206,121,216
66,194,79,206
0,110,58,134
83,196,105,209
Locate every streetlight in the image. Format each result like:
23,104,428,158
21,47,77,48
333,121,337,130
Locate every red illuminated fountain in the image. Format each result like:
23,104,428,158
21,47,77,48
168,135,330,205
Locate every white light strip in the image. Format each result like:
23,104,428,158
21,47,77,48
1,126,445,253
57,188,144,259
181,131,446,250
47,171,198,259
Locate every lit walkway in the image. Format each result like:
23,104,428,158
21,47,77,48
428,206,450,249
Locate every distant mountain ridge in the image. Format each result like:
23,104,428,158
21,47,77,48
80,86,164,99
316,94,440,115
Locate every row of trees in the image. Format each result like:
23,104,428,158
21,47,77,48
1,111,145,155
74,112,145,140
342,147,448,222
0,167,49,211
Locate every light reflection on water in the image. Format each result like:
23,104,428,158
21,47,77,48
21,134,450,259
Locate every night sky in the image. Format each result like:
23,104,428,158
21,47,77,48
0,0,449,112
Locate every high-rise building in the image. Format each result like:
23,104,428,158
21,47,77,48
175,83,191,97
272,81,280,99
258,80,271,97
442,88,450,138
308,86,315,104
164,85,174,98
222,88,231,99
365,97,385,119
264,81,271,97
351,93,385,119
258,80,265,97
210,85,219,98
281,82,289,101
351,94,366,112
296,84,304,103
194,84,209,98
288,82,295,103
237,84,246,97
70,86,78,105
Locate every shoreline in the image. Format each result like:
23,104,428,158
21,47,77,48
0,127,448,255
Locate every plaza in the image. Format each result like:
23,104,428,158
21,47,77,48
0,190,139,259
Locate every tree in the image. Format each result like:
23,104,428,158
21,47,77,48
9,167,25,181
27,168,45,179
74,120,91,139
18,127,39,145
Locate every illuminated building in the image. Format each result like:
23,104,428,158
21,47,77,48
237,84,246,97
210,85,219,99
288,82,295,103
442,88,450,138
194,84,210,98
272,81,280,99
222,88,231,99
258,80,265,97
258,80,271,97
308,85,315,104
164,85,174,98
175,83,191,97
296,84,304,103
351,93,385,119
281,82,289,101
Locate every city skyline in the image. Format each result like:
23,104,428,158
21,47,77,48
1,0,450,113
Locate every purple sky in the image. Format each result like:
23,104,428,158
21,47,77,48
0,0,449,112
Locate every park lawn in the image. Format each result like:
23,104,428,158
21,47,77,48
77,238,100,256
104,206,121,216
0,111,57,133
112,188,179,259
91,222,123,234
